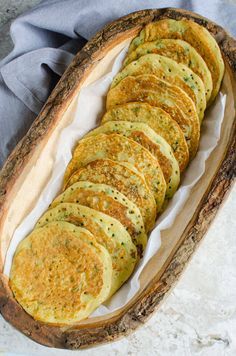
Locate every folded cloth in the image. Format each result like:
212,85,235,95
0,0,235,167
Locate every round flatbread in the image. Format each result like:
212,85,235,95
102,102,189,172
10,221,112,324
107,74,200,159
51,181,147,254
112,53,206,121
128,19,224,103
36,203,137,296
123,39,213,104
65,159,156,232
63,133,166,211
85,121,180,199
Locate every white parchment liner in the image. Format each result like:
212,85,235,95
4,46,226,317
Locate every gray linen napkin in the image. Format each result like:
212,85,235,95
0,0,235,167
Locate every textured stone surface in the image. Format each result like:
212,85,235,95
0,0,41,60
0,1,236,355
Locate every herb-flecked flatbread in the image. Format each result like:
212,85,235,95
66,159,156,231
85,121,180,199
124,39,213,104
36,203,137,296
102,102,189,172
51,181,147,254
112,53,206,121
107,75,200,159
63,133,166,211
128,19,224,103
10,221,112,324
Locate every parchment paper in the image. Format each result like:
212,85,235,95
4,45,226,317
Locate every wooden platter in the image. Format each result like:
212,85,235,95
0,7,235,349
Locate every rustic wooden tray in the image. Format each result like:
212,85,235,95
0,7,235,350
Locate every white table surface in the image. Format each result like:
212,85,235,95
0,1,235,355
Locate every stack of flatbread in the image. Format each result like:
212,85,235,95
10,19,224,325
